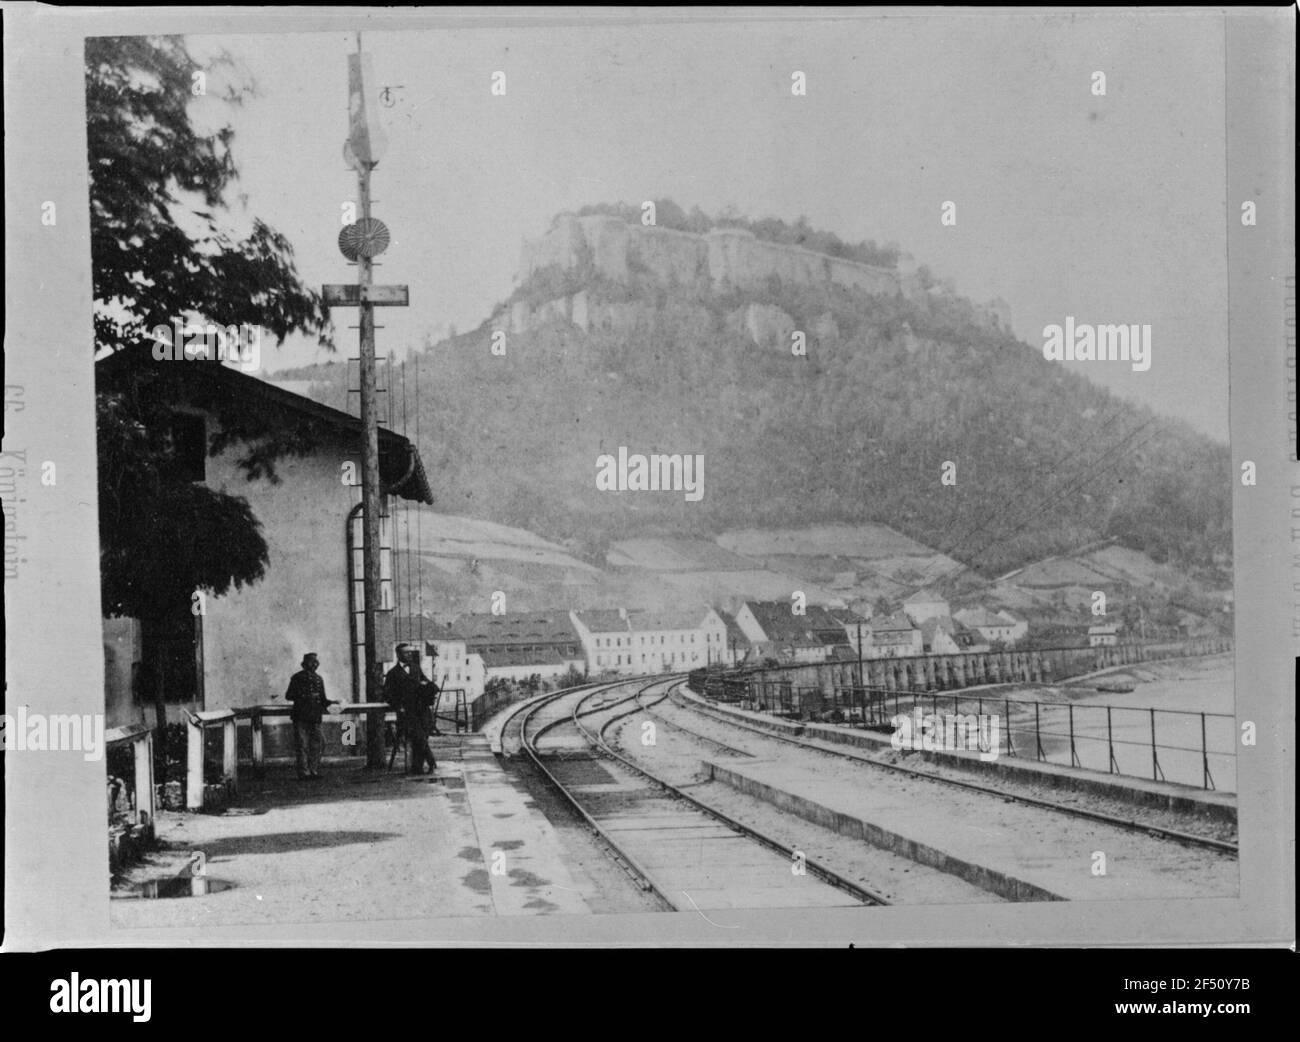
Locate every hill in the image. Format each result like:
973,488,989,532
274,202,1232,581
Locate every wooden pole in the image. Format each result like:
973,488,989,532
357,161,385,768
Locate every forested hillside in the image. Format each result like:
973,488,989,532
277,206,1231,582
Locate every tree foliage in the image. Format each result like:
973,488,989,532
88,35,331,617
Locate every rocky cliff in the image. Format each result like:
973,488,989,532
499,212,1012,344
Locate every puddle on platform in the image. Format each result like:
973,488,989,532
116,876,235,900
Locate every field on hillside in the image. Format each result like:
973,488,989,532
718,523,933,559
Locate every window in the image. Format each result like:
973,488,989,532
163,412,207,484
135,606,203,705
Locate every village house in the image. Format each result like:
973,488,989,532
918,616,962,655
902,590,951,626
453,610,586,683
97,347,433,730
864,612,923,658
828,607,872,656
714,608,753,666
570,608,636,675
734,600,856,663
391,618,486,704
625,606,728,673
1088,622,1122,647
954,607,1023,647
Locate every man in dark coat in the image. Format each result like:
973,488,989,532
384,643,439,775
285,652,331,780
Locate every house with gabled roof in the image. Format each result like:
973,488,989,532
734,600,856,664
97,346,433,728
902,589,951,626
918,616,962,655
864,612,923,658
625,605,727,673
453,609,585,681
392,617,486,704
714,609,753,666
571,608,635,675
954,607,1022,646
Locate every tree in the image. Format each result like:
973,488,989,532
88,36,331,745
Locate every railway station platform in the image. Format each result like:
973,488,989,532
109,733,597,929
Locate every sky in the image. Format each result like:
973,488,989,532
173,12,1230,439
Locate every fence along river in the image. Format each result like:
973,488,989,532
710,639,1235,792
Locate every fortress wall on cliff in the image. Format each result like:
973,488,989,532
506,214,1007,339
518,214,904,297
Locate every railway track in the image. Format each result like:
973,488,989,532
512,676,889,911
640,684,1238,856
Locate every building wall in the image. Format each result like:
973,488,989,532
866,631,923,658
99,425,370,725
733,604,770,645
927,628,961,656
202,429,366,711
569,611,634,675
103,616,143,729
425,638,485,702
484,661,573,683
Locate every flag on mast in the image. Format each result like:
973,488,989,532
343,50,387,172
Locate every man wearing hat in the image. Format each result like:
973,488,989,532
284,652,331,780
384,642,439,775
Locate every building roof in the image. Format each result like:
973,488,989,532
390,617,467,644
1088,623,1121,634
96,343,433,504
743,600,843,643
955,607,1013,629
743,600,867,651
870,612,917,635
573,609,630,634
802,604,855,633
715,610,752,649
478,647,570,668
827,607,870,630
919,616,958,646
453,611,582,645
626,606,714,632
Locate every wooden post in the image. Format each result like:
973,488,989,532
185,714,204,811
223,716,237,794
251,709,264,776
134,730,156,836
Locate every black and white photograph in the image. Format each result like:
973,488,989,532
2,6,1294,959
